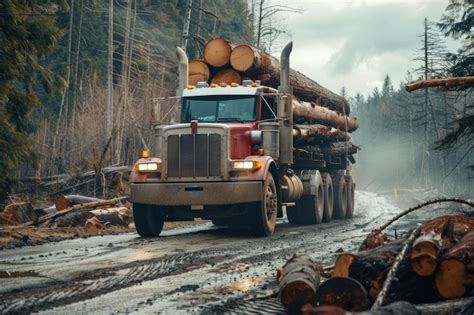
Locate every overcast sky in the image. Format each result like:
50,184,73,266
270,0,458,97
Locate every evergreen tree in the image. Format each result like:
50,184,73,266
0,0,66,201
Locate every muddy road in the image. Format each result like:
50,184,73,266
0,191,442,314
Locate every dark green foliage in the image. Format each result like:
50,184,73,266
0,0,66,201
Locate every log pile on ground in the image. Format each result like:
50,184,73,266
275,199,473,313
191,38,359,161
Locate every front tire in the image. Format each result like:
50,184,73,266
251,173,278,236
133,203,165,237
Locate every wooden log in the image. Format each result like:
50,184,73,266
359,229,390,251
229,44,350,114
188,60,210,85
33,196,128,226
315,277,370,312
203,38,233,67
410,233,441,276
293,99,359,132
90,207,130,226
279,254,321,313
55,195,102,211
230,44,271,71
332,240,404,301
405,76,474,92
298,141,359,156
435,231,474,299
293,125,350,144
210,68,241,84
421,215,474,251
56,211,95,227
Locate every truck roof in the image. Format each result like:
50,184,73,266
183,85,259,97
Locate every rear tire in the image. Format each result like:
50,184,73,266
250,173,278,236
287,171,324,224
345,175,355,219
322,173,334,222
133,203,165,237
333,173,347,219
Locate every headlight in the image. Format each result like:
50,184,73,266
138,163,159,172
232,160,262,171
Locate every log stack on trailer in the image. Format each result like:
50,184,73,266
188,38,359,169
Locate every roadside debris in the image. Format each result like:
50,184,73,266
276,198,473,314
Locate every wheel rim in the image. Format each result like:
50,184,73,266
265,182,277,222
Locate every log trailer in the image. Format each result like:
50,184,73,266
130,42,356,237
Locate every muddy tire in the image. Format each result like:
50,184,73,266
332,173,347,219
345,176,355,219
288,171,324,224
250,173,278,236
322,173,334,222
133,203,164,237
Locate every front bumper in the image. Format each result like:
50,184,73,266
130,181,263,206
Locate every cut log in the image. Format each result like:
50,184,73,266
332,240,404,300
210,68,242,84
55,195,102,211
188,60,210,85
90,207,130,226
84,216,105,231
421,215,474,251
33,196,128,226
293,125,349,144
230,44,271,72
279,254,321,313
405,76,474,92
359,229,390,251
293,99,358,132
203,38,233,67
56,211,95,227
0,202,37,225
228,44,350,114
435,231,474,299
298,141,359,156
410,233,441,276
315,277,370,312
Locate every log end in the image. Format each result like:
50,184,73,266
55,195,71,211
211,68,242,85
203,38,232,67
332,253,355,277
411,253,438,276
230,44,254,72
435,259,467,299
315,277,370,312
280,280,316,313
188,60,210,85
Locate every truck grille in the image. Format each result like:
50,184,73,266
167,134,221,178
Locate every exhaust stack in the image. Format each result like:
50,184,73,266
176,46,189,96
278,42,293,165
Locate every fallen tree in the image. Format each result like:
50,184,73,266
405,76,474,92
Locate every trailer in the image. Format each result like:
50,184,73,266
130,42,356,237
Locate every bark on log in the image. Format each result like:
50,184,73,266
279,254,321,313
405,76,474,92
333,240,404,301
298,141,359,156
228,44,350,114
188,60,210,85
292,99,358,132
203,38,233,67
55,195,102,211
315,277,370,312
293,125,350,144
410,233,441,276
421,215,474,251
359,229,390,251
435,231,474,299
211,68,242,84
90,207,130,226
56,211,95,227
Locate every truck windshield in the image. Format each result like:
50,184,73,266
181,96,257,123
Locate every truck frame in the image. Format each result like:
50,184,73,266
130,42,355,237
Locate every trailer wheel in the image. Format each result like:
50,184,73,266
322,173,334,222
332,173,347,219
133,203,164,237
288,171,324,224
345,176,355,219
250,173,278,236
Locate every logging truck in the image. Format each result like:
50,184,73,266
130,42,357,237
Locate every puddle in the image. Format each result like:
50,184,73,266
0,270,41,278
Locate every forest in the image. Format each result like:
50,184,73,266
0,0,472,202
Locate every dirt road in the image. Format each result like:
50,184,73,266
0,191,435,314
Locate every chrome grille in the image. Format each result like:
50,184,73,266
167,134,221,178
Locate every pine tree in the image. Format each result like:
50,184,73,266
0,0,67,201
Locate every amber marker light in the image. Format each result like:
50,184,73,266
142,150,149,158
219,82,227,87
210,83,217,88
187,84,194,89
230,82,238,87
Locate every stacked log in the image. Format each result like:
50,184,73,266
190,38,359,156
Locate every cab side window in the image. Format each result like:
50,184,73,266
261,96,276,120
